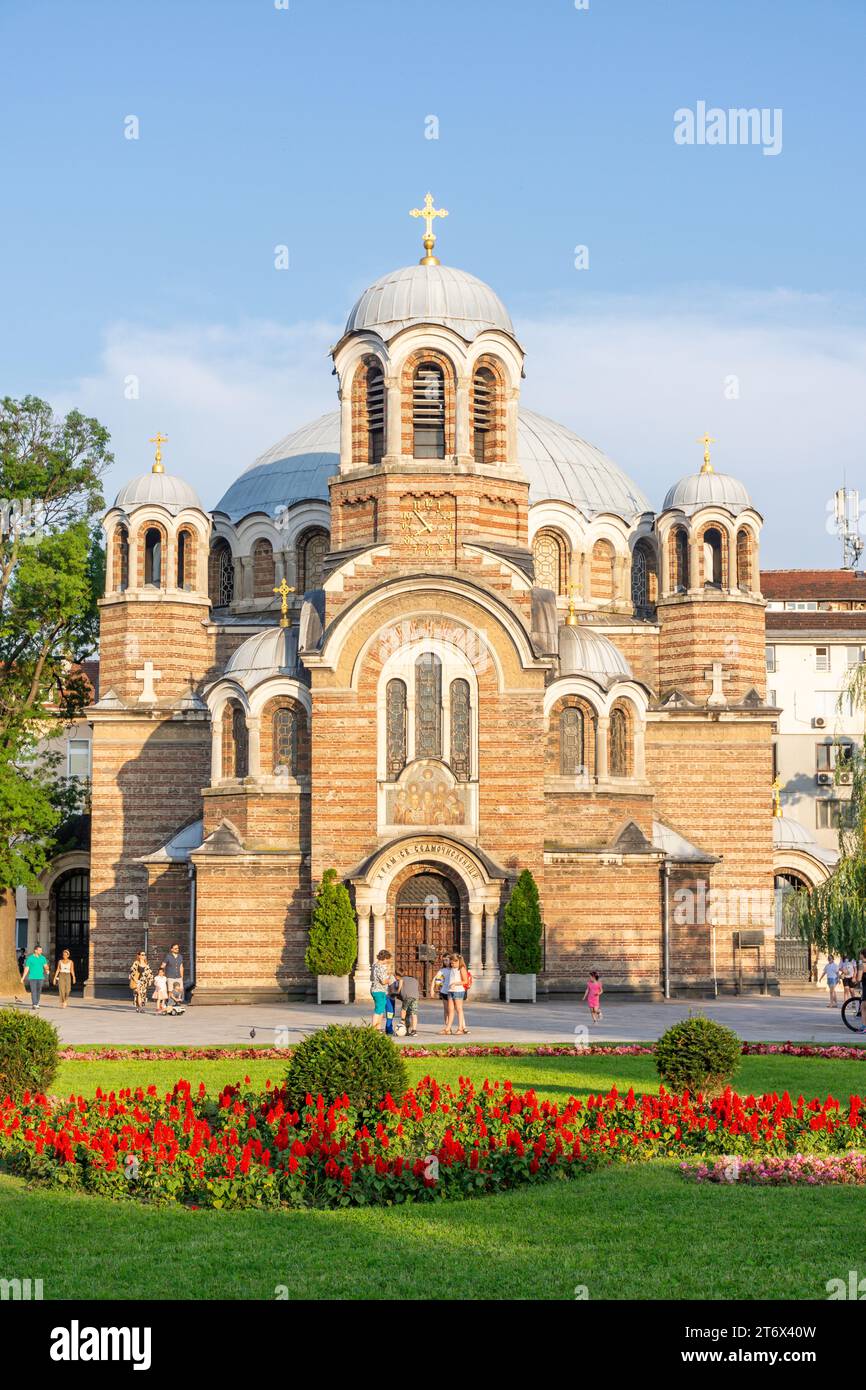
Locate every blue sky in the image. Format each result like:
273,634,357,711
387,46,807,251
1,0,864,565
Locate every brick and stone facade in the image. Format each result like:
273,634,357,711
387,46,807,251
82,248,781,1001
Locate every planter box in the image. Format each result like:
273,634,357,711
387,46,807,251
316,974,350,1004
505,973,536,1003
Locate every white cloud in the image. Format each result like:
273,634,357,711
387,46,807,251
53,290,866,567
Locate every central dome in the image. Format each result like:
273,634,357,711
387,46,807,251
344,263,514,342
215,409,650,523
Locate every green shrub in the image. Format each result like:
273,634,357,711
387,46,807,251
655,1015,741,1096
304,869,357,977
285,1024,407,1115
500,869,543,973
0,1008,59,1101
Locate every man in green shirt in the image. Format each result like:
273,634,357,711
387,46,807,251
22,946,48,1009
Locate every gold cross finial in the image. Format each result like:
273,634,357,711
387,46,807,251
149,432,169,474
273,578,296,629
697,433,716,473
772,776,782,817
409,192,448,265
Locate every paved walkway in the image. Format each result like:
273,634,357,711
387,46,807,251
3,989,860,1046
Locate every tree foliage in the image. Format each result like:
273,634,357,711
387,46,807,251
500,868,543,974
788,663,866,955
0,396,111,993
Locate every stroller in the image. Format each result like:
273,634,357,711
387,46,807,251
164,979,186,1016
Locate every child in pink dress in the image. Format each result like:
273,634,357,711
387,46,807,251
584,971,603,1023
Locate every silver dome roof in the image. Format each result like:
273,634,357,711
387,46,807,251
558,624,632,684
773,813,838,862
344,263,514,342
224,626,300,689
663,469,752,515
114,470,203,515
214,409,650,523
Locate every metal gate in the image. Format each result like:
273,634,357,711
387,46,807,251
774,878,812,982
394,872,460,997
53,868,90,985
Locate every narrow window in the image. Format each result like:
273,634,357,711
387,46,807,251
703,527,723,587
272,707,297,777
560,707,585,776
298,529,329,592
609,708,629,777
253,538,275,598
232,706,248,779
631,546,648,614
472,366,495,464
116,525,129,592
367,362,385,466
449,679,471,780
177,529,195,590
144,528,162,587
736,528,751,591
414,652,442,758
765,644,776,674
533,529,567,595
413,362,445,459
673,528,689,591
210,541,234,606
386,679,407,779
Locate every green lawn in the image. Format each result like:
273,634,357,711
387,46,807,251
1,1051,864,1301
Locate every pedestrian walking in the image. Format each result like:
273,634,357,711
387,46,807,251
161,943,185,1005
129,952,153,1014
52,949,76,1008
21,946,48,1010
819,955,840,1008
583,970,603,1023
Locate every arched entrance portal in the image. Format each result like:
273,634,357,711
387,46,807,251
774,871,811,982
394,871,460,996
53,868,90,985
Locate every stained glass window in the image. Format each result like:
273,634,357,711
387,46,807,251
386,679,407,779
560,706,585,776
533,529,567,595
211,542,234,607
299,530,329,592
414,653,442,758
631,545,648,613
273,706,297,777
609,708,628,777
450,679,471,780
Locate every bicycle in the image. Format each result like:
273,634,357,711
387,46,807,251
841,991,865,1034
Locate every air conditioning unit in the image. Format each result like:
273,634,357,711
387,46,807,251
813,717,827,729
816,772,833,786
838,771,854,785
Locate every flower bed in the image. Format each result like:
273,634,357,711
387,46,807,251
680,1154,866,1185
2,1077,864,1209
56,1041,866,1063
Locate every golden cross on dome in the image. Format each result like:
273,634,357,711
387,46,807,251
697,433,716,474
409,192,448,265
772,775,783,817
149,432,169,474
273,578,296,629
565,575,579,627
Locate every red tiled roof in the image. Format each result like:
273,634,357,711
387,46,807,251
765,611,866,633
761,569,866,601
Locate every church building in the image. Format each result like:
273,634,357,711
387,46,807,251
84,200,779,1001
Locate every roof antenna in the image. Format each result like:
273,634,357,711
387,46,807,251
834,486,864,570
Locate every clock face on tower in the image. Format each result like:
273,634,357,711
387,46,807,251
400,495,455,559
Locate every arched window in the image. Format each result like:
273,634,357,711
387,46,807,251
737,528,752,592
450,678,471,780
367,362,385,466
176,528,195,591
609,707,629,777
703,527,723,587
472,366,496,464
386,679,407,780
413,362,445,459
114,525,129,592
252,538,275,598
673,527,689,592
631,540,657,616
414,652,442,758
232,705,248,779
272,706,297,777
533,528,569,596
210,540,234,607
298,528,329,592
560,707,585,776
144,528,162,587
590,538,616,600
